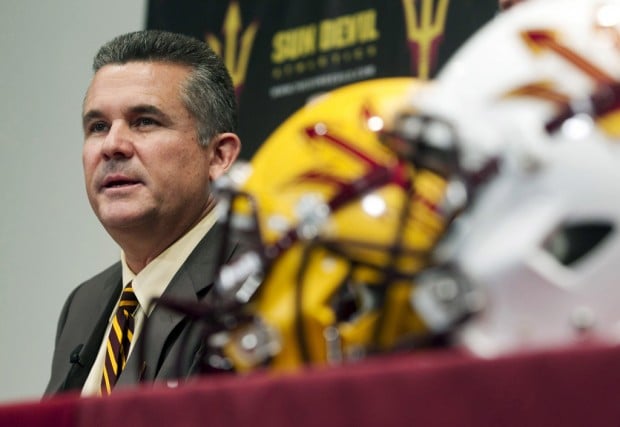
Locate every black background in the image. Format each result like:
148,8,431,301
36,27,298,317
148,1,497,158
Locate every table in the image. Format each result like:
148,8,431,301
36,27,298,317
2,344,619,426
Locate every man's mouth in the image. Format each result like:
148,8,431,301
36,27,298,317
104,180,139,188
101,175,142,190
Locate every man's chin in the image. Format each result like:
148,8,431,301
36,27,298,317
97,210,155,231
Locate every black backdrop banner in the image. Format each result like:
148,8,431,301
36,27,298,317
147,0,497,159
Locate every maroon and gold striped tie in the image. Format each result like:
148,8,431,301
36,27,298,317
100,284,139,395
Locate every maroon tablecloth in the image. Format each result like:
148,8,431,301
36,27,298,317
3,345,620,426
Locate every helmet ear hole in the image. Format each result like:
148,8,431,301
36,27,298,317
542,222,614,266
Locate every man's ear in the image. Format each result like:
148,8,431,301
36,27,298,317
208,132,242,180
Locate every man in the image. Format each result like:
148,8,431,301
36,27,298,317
45,30,242,396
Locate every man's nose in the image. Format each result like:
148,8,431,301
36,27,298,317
101,121,134,159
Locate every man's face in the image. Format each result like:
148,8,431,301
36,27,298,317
82,61,214,237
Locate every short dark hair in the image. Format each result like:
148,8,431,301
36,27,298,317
93,30,237,146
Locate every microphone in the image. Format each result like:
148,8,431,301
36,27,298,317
69,344,84,367
61,343,84,391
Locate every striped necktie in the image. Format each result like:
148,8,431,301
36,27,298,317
100,284,139,395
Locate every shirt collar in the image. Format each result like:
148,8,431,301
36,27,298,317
120,206,220,315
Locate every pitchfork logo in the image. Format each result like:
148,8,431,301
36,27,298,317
505,28,620,135
401,0,450,79
206,1,260,97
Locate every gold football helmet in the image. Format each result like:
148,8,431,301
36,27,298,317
162,78,472,373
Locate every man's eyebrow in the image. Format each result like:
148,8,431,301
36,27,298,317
128,104,169,119
82,109,104,129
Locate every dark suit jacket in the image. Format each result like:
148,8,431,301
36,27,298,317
45,223,240,395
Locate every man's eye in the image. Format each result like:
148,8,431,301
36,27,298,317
136,117,157,127
89,122,108,133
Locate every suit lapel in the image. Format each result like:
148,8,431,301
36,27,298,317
53,264,123,393
117,223,235,387
118,268,198,386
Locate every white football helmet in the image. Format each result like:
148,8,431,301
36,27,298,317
412,0,620,357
